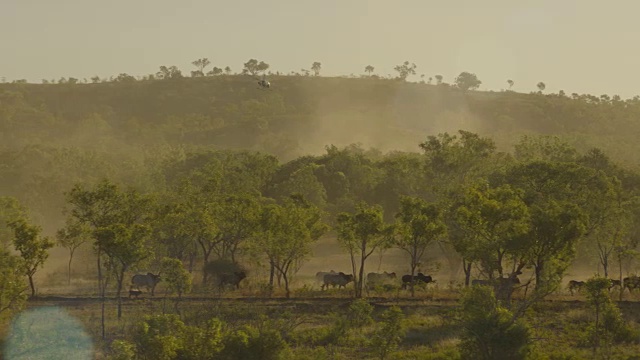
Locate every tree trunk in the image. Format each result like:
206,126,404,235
97,249,102,296
116,266,126,320
68,248,75,286
188,249,196,273
28,274,35,298
357,247,366,298
284,274,290,299
199,240,214,285
534,259,544,290
269,261,275,288
349,251,357,298
619,258,624,302
410,262,417,298
463,259,472,287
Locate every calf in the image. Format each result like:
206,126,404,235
129,288,143,299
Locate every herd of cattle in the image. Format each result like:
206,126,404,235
567,276,640,295
126,270,640,298
314,270,434,290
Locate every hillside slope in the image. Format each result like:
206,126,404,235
2,75,639,163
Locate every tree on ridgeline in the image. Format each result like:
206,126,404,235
311,62,322,76
537,82,546,92
243,59,269,76
394,61,417,81
191,58,211,77
365,65,375,76
455,72,482,91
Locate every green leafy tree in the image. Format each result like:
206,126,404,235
454,71,482,91
513,135,578,163
219,324,289,360
582,277,636,358
152,198,196,266
160,257,192,314
96,222,152,319
454,183,530,291
507,79,514,89
132,314,186,360
0,196,28,249
499,161,612,289
224,66,232,75
393,196,446,296
435,74,443,84
255,196,328,297
65,179,154,332
9,218,55,298
393,61,417,81
179,319,225,359
214,194,262,262
458,286,531,360
56,219,89,285
267,163,327,208
370,306,405,360
336,203,392,298
0,249,27,324
420,131,499,284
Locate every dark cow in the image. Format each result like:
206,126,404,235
567,280,585,295
218,271,247,290
401,273,433,290
322,272,354,290
131,273,161,296
315,270,336,283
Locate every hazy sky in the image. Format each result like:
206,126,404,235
2,0,639,97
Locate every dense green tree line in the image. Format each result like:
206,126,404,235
2,131,640,303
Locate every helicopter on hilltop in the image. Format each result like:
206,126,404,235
256,74,271,90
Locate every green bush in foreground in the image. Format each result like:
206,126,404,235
458,286,530,360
